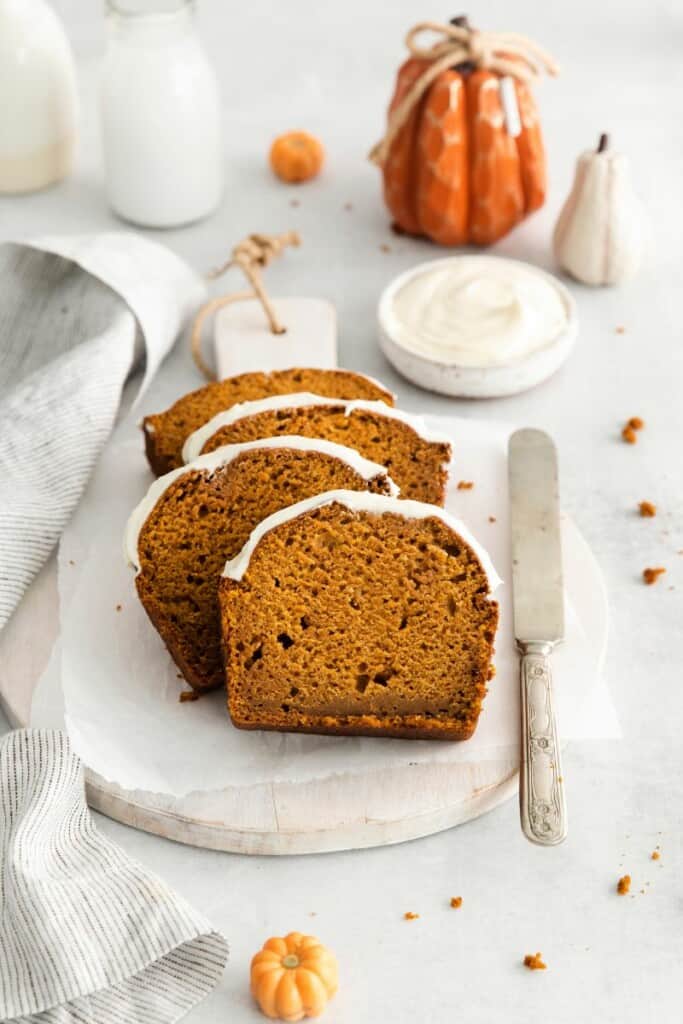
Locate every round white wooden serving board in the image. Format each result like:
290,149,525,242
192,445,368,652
0,517,606,855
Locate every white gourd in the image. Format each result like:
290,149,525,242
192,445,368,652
553,134,648,286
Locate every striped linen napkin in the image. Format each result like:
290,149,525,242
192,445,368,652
0,234,205,632
0,729,228,1023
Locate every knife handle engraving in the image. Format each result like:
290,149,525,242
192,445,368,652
519,643,567,846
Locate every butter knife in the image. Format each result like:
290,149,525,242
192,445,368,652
509,428,568,846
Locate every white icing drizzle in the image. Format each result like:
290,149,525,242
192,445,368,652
181,392,453,463
222,488,502,592
124,436,400,573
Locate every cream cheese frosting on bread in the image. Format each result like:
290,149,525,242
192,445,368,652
125,437,399,573
181,393,452,463
222,488,501,589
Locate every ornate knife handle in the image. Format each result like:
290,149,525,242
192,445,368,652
518,642,567,845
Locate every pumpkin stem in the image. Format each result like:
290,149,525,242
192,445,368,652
282,954,300,969
597,133,609,154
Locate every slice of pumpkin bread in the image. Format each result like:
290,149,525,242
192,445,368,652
126,439,398,693
142,368,395,476
183,393,452,506
219,490,501,739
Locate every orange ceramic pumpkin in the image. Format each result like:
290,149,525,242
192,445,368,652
377,20,555,246
250,932,338,1021
270,132,324,184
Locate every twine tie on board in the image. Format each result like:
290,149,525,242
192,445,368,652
369,20,559,167
191,230,300,380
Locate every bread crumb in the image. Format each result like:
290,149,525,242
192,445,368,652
289,198,300,208
115,604,122,612
643,567,666,585
488,515,497,523
523,952,547,971
615,325,626,334
380,243,391,253
617,874,631,895
457,481,474,490
622,417,644,443
651,850,660,861
639,501,656,517
404,911,419,920
69,559,75,566
450,896,462,909
179,690,200,703
343,202,353,211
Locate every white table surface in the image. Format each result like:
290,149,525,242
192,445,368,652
2,1,682,1021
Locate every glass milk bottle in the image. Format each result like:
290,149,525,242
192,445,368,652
0,0,78,193
100,0,223,227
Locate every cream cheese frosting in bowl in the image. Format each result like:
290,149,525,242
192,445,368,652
378,256,578,398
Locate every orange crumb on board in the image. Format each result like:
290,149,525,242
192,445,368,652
628,417,644,430
380,243,391,253
617,874,631,895
523,952,547,971
488,515,497,523
643,567,666,585
404,912,419,920
115,604,122,612
651,851,660,861
639,501,657,517
622,426,637,444
615,325,626,334
457,481,474,490
450,897,463,909
179,690,200,703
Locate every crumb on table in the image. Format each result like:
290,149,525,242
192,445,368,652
488,515,497,523
450,896,463,909
523,952,547,971
380,243,391,253
643,567,666,585
651,850,660,861
457,480,474,490
289,198,300,208
115,604,122,612
179,690,200,703
622,417,645,443
404,911,419,921
615,325,626,334
617,874,631,895
343,202,353,211
639,501,657,517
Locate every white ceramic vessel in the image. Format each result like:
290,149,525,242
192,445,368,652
378,256,578,399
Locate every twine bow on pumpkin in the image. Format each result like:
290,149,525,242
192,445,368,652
191,230,300,379
369,20,559,167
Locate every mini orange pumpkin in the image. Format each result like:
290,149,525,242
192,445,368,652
371,18,558,246
250,932,338,1021
270,132,324,184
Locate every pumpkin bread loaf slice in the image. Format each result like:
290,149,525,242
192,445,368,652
126,439,398,693
219,490,500,740
183,393,452,506
142,368,395,476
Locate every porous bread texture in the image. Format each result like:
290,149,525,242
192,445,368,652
135,448,394,692
219,501,499,739
197,404,451,506
142,368,395,476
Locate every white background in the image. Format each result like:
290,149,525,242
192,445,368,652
1,1,682,1021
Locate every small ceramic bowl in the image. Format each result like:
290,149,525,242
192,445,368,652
377,256,578,399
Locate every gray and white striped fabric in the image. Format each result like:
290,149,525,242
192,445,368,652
0,729,228,1023
0,235,205,632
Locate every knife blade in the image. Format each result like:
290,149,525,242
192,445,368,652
509,428,567,846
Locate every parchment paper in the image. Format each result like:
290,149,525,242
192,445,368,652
32,416,619,795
